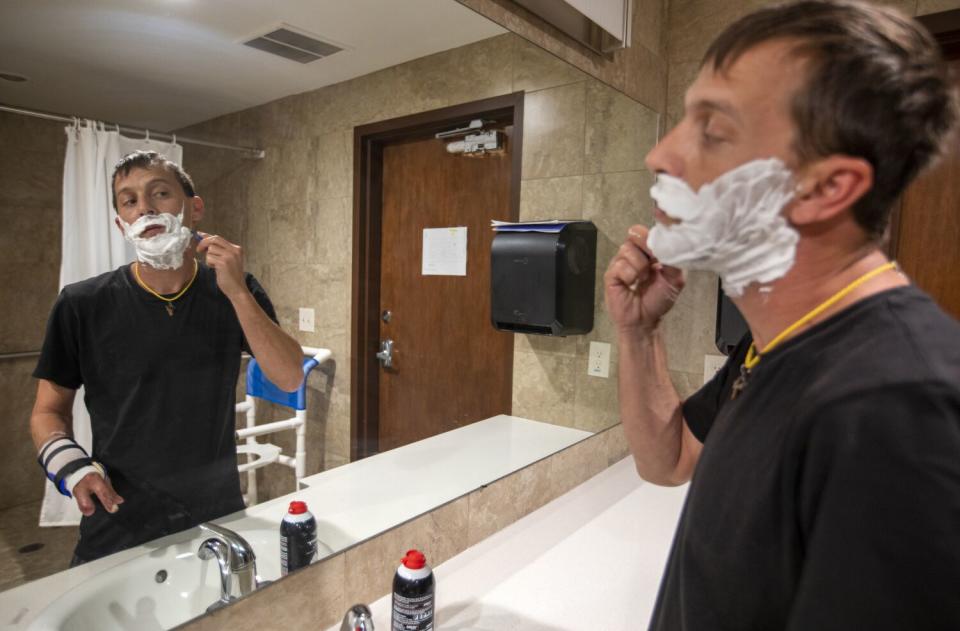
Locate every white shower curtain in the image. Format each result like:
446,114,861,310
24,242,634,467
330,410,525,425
40,120,183,527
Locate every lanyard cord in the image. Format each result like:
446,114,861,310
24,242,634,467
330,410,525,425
743,261,899,371
133,259,198,303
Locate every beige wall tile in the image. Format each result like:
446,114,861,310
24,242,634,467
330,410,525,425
511,348,576,425
634,0,668,55
0,359,48,510
917,0,960,13
513,37,589,93
572,359,622,432
520,82,587,180
669,369,706,400
623,43,669,116
312,196,353,279
660,270,719,375
270,199,318,266
0,261,59,355
312,131,353,201
582,169,654,325
466,456,553,545
389,35,515,119
546,433,609,498
518,175,583,220
584,80,659,174
666,59,700,127
597,423,632,467
514,332,579,359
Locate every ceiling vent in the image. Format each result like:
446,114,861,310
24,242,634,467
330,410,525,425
243,26,343,64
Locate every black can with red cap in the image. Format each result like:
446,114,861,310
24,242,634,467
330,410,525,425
280,500,317,576
391,549,435,631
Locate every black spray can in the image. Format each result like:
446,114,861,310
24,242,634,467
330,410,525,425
280,500,317,576
391,549,435,631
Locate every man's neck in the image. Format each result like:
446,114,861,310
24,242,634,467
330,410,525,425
732,242,908,350
133,251,196,295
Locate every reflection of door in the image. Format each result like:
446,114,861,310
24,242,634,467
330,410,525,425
891,58,960,319
352,94,523,459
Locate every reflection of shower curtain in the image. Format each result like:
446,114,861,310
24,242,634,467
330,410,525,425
40,120,182,527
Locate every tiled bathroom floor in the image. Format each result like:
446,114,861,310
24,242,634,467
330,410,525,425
0,501,77,592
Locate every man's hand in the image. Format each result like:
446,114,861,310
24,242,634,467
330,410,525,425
604,225,686,334
73,472,124,517
197,233,247,300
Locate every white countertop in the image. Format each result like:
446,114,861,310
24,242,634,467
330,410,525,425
329,456,688,631
1,416,590,630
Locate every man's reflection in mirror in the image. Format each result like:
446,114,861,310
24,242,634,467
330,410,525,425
30,151,304,564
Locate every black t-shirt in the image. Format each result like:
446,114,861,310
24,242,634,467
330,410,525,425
34,263,278,561
649,285,960,631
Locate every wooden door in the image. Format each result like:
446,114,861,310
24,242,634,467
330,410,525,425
375,130,514,451
894,58,960,320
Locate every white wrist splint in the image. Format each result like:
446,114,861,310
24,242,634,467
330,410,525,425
37,435,105,498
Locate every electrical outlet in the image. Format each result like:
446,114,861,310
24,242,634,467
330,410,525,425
588,341,611,378
703,354,727,385
298,307,315,333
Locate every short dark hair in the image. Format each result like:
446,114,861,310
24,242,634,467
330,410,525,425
704,0,958,238
111,150,196,212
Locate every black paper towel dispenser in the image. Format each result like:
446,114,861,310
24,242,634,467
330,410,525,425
490,221,597,336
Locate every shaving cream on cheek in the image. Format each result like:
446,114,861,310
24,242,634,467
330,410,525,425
647,158,799,297
120,203,193,270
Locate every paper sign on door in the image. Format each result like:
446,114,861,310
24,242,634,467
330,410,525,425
422,227,467,276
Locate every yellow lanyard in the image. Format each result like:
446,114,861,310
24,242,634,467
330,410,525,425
729,261,898,401
134,259,198,315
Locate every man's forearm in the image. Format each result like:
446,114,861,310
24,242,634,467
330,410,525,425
30,410,72,451
230,290,304,392
618,327,691,486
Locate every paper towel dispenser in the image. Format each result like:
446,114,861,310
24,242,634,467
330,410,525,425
490,221,597,336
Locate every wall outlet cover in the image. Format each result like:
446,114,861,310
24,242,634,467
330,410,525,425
298,307,315,333
588,341,611,378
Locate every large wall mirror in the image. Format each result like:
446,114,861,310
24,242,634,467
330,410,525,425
0,0,664,627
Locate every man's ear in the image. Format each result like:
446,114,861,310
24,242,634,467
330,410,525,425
189,196,205,225
788,156,873,226
114,216,125,235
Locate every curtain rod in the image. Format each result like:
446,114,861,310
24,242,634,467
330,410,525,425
0,103,265,159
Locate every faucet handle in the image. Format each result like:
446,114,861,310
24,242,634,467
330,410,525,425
199,522,256,569
340,604,375,631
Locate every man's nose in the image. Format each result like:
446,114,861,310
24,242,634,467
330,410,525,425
135,198,158,217
645,123,683,178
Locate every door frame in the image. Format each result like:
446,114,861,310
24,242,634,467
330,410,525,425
886,10,960,257
350,92,525,461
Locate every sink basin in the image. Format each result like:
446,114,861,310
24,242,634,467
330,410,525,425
26,529,333,631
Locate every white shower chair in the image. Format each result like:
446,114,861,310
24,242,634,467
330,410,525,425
235,346,332,506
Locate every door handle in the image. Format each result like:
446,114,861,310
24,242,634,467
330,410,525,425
376,339,394,368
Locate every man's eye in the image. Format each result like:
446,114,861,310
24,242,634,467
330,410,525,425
701,131,726,146
153,190,169,197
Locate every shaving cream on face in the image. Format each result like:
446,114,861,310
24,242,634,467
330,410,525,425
647,158,798,297
120,202,193,270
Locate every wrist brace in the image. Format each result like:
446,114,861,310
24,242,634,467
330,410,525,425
37,435,103,498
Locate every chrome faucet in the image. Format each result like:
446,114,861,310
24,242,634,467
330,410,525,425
197,522,260,612
341,604,375,631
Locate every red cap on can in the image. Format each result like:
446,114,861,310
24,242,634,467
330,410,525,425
401,549,427,570
288,501,308,515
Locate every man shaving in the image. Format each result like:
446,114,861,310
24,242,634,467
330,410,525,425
605,1,960,628
30,151,303,564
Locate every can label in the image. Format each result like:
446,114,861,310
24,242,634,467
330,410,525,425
391,593,434,631
280,514,317,576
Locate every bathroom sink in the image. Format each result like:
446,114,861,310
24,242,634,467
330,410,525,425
26,528,332,631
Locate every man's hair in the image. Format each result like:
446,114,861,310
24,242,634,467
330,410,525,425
704,0,958,238
111,150,196,212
